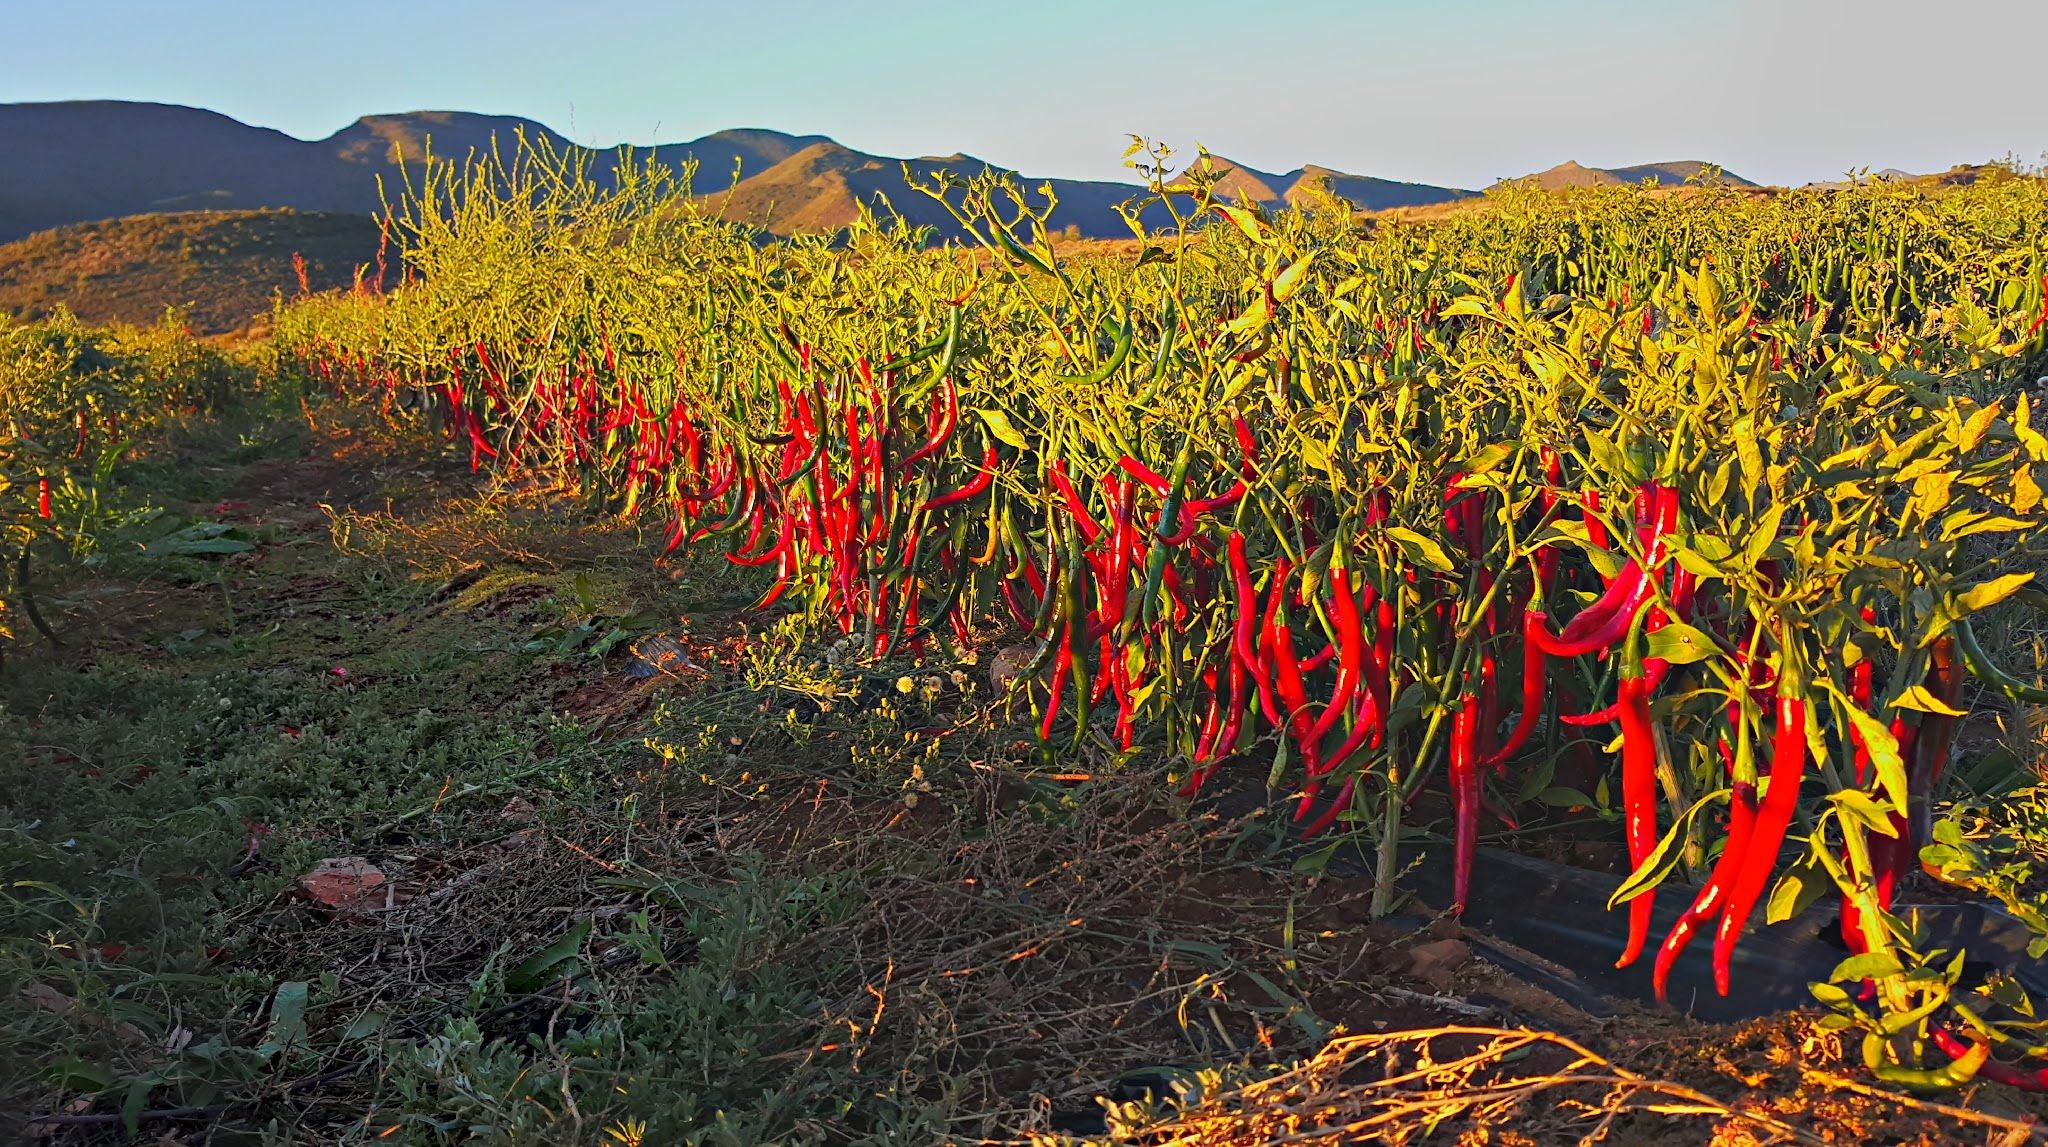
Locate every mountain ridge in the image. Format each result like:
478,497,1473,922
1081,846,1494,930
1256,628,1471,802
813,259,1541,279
0,100,1485,243
1,100,1800,248
1505,159,1757,190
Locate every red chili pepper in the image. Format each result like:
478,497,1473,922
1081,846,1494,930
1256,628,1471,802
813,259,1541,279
1449,690,1482,911
1267,562,1320,786
1711,684,1808,995
1482,610,1548,771
1583,488,1609,550
1116,455,1170,495
1299,775,1356,839
1614,605,1660,969
894,379,958,473
1653,777,1757,1003
38,477,53,520
1040,638,1072,743
1932,1028,2048,1090
918,445,998,514
1304,562,1364,768
1047,462,1102,543
729,509,793,567
1230,533,1281,727
1533,484,1676,657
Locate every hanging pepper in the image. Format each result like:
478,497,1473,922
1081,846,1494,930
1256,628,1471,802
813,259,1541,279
1615,603,1660,968
1482,608,1549,771
1449,689,1483,912
918,444,998,515
1230,532,1280,727
1710,671,1808,996
1532,483,1677,658
1653,650,1763,1002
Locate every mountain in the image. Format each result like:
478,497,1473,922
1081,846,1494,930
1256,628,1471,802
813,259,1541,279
1201,156,1475,212
0,101,851,242
1508,160,1757,190
0,101,1480,245
0,102,367,241
702,141,1203,236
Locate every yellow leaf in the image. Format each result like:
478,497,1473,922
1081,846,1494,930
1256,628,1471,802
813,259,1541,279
1272,253,1316,303
1214,204,1267,244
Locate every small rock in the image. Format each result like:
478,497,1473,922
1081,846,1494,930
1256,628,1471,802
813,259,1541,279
298,856,387,913
626,634,698,679
988,642,1044,693
1406,938,1471,990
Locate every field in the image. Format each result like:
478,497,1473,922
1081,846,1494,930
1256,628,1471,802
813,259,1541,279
7,145,2048,1144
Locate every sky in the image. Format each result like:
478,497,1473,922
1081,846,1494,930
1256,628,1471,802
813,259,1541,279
2,0,2044,190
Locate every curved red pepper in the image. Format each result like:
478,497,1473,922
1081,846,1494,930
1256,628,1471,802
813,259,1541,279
1230,533,1281,727
1615,607,1659,968
1932,1028,2048,1090
1449,692,1483,911
1306,565,1366,765
1533,484,1677,657
1711,687,1808,995
1046,462,1102,543
918,445,998,515
1653,779,1758,1003
1116,455,1170,495
896,377,958,472
1481,610,1549,771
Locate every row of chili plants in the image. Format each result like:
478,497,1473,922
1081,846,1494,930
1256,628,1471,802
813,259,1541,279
274,141,2048,1087
1,313,248,654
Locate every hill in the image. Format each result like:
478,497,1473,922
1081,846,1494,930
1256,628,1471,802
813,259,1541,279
0,100,1478,243
1508,160,1757,190
0,209,388,334
1202,156,1476,212
703,141,1206,237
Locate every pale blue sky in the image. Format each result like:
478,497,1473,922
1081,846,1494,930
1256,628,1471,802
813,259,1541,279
3,0,2042,189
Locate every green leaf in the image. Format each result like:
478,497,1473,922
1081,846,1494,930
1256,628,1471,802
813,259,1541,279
1609,789,1727,909
342,1011,390,1041
1213,204,1268,243
975,409,1030,451
258,980,309,1058
1584,545,1627,582
1809,981,1854,1007
1647,622,1719,665
1459,443,1515,476
44,1059,116,1093
122,1074,154,1134
1537,786,1599,809
1830,951,1906,983
1764,852,1830,924
1384,680,1430,736
144,522,256,557
508,918,591,993
1293,841,1340,876
1384,526,1455,575
1830,788,1901,837
1944,514,2033,540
